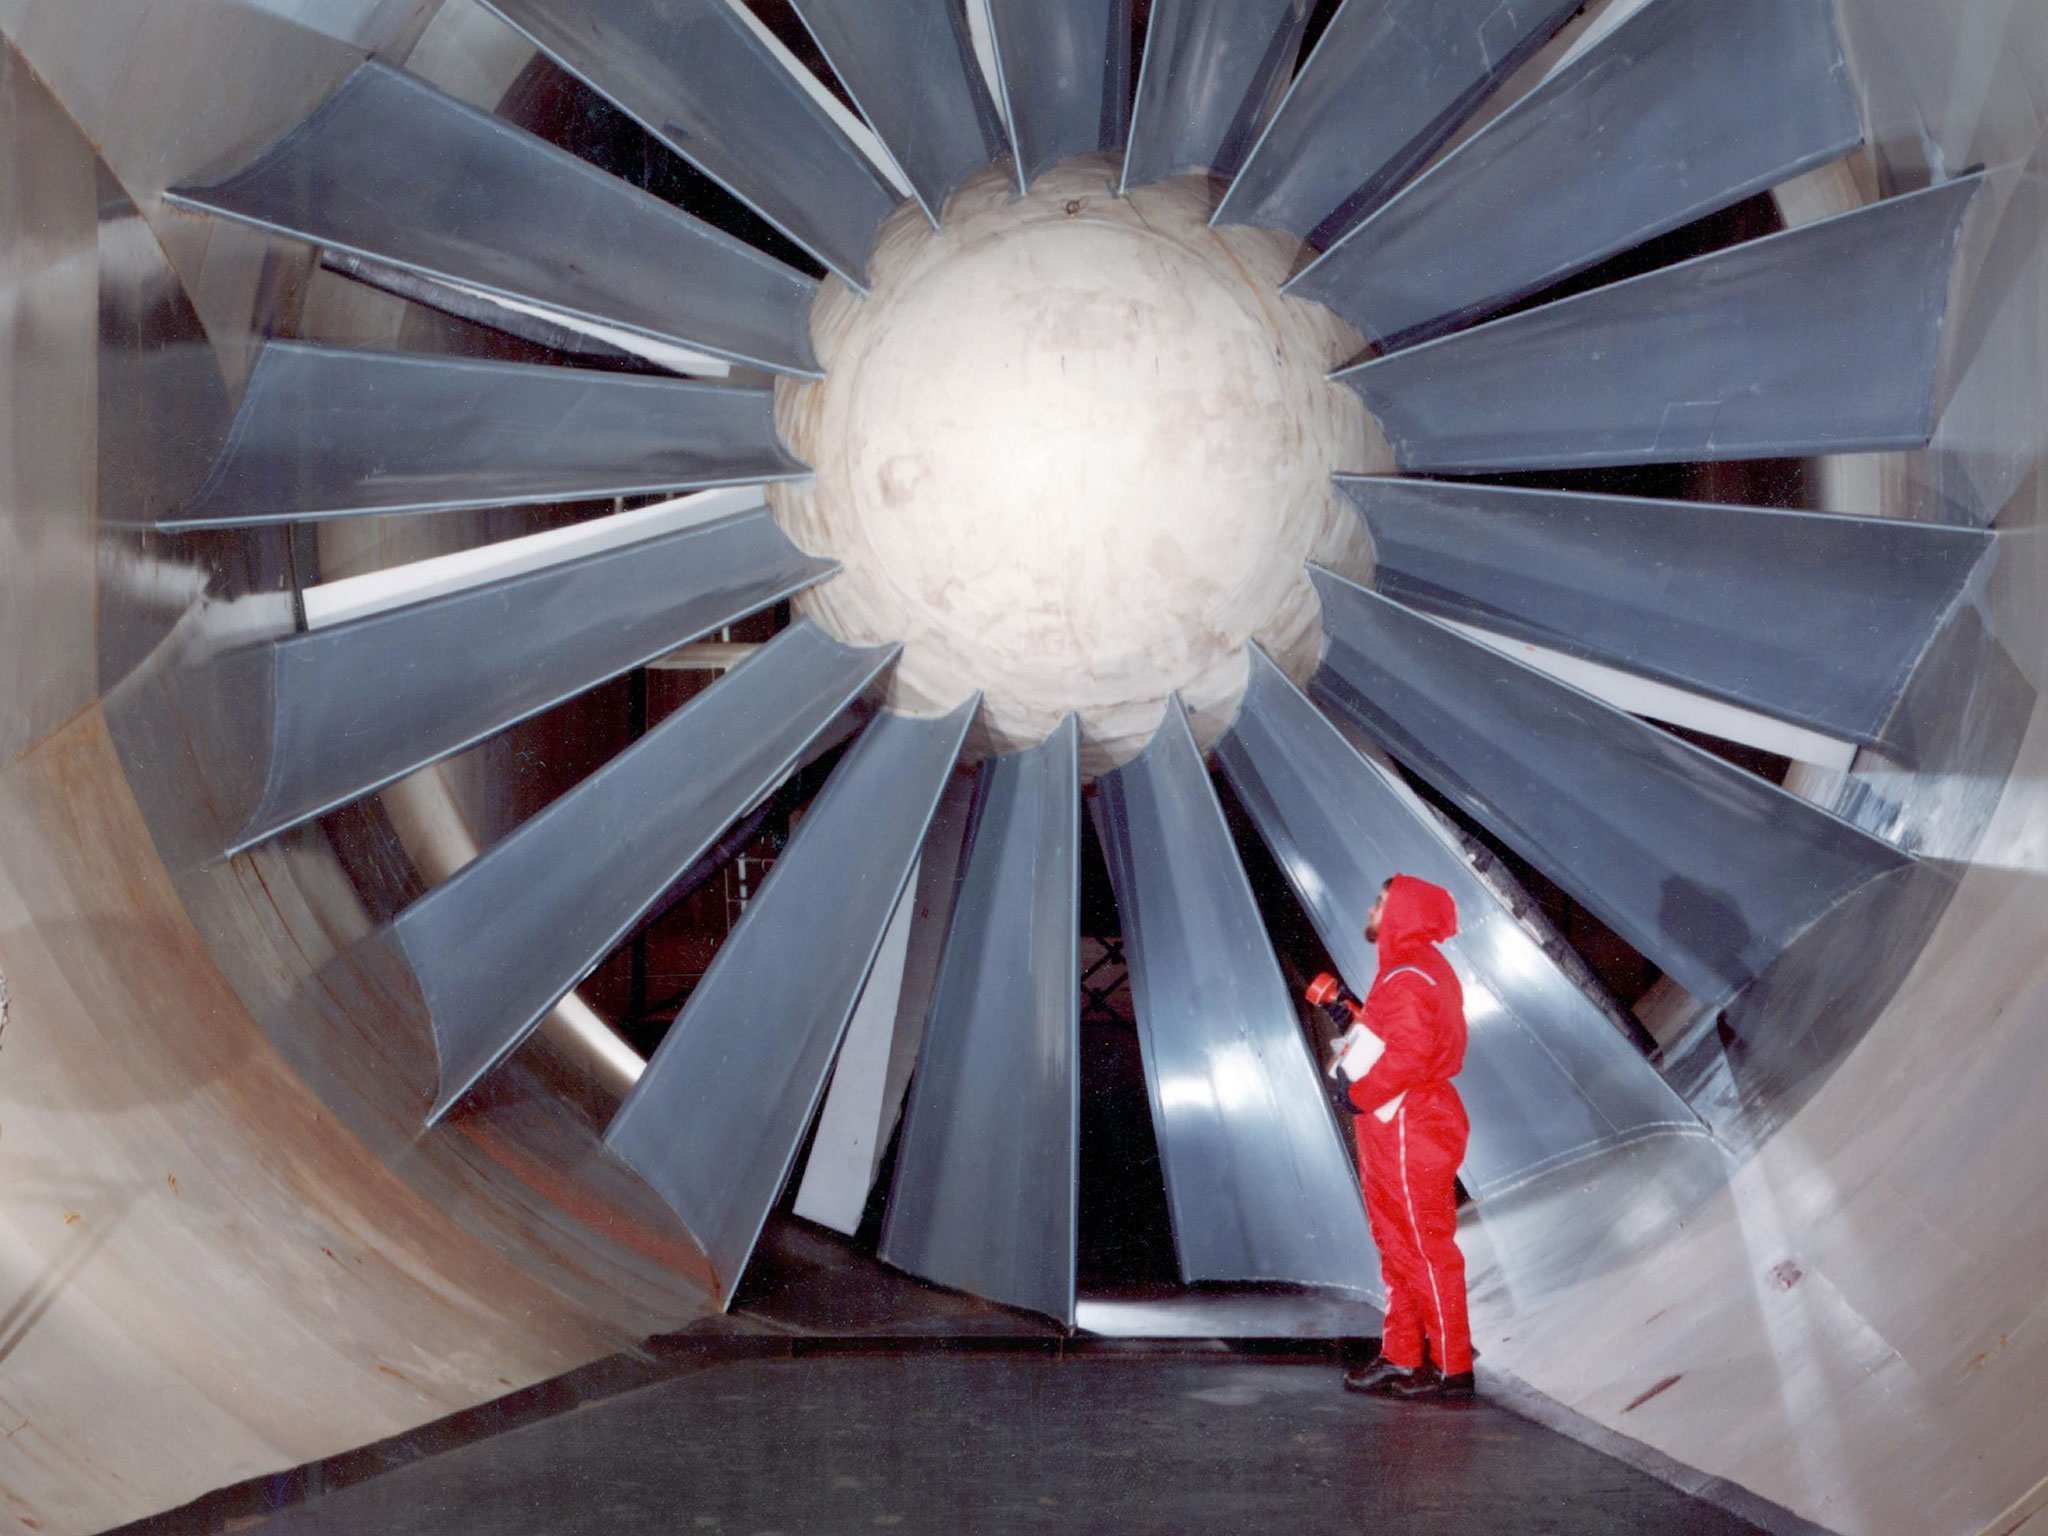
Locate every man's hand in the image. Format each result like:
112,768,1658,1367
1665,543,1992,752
1306,971,1361,1030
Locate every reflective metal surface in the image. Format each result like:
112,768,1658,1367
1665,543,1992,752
405,624,898,1121
1216,648,1707,1198
1437,620,1861,771
1289,0,1863,347
168,62,823,378
208,511,832,854
1213,0,1582,246
1095,698,1377,1289
984,0,1132,191
1339,178,1985,472
0,22,735,1531
1310,571,1913,1011
606,703,977,1305
164,342,806,527
481,0,901,289
1075,1287,1383,1339
299,487,770,627
1344,476,1991,754
787,0,1005,224
7,1,2048,1531
1120,0,1308,191
880,716,1081,1324
0,38,98,767
794,769,978,1235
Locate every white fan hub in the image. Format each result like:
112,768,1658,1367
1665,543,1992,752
771,155,1385,777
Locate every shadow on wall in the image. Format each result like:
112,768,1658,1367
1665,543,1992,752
0,1154,148,1373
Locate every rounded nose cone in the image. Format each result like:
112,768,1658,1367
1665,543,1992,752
772,155,1386,778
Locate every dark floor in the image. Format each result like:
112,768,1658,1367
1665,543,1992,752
243,1353,1766,1536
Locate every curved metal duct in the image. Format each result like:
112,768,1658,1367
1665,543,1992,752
1,1,2044,1532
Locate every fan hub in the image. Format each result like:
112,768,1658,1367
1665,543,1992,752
771,155,1384,777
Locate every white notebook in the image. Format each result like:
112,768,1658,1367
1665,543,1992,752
1327,1024,1406,1123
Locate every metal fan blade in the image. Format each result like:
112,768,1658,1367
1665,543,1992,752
1344,476,1990,753
1338,177,1985,472
1213,0,1581,245
1095,697,1378,1287
1216,648,1707,1199
605,701,977,1306
167,62,821,377
1310,571,1910,1011
1290,0,1862,347
209,505,832,855
880,716,1081,1324
1120,0,1309,192
793,770,978,1236
160,343,805,527
787,0,1007,223
405,623,897,1123
984,0,1133,191
481,0,901,289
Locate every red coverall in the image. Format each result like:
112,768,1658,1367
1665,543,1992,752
1350,875,1472,1376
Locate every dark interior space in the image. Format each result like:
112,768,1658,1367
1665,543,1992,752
503,53,826,275
1074,802,1179,1292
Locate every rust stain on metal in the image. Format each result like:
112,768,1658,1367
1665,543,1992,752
239,856,321,975
453,1115,714,1285
1966,1334,2010,1376
0,708,675,1522
1622,1375,1683,1414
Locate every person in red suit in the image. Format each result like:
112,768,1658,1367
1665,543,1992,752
1318,873,1473,1401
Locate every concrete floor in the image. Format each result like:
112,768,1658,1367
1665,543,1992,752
213,1353,1770,1536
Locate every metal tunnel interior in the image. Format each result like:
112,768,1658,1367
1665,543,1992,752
2,0,2046,1531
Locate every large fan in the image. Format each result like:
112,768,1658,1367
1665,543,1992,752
161,0,1988,1324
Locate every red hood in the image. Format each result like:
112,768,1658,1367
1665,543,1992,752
1376,874,1458,968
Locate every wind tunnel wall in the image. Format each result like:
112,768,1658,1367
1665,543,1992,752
0,1,2044,1533
1447,4,2048,1532
0,6,722,1533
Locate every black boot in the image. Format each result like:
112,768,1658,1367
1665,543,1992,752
1345,1358,1434,1395
1338,1336,1384,1372
1385,1368,1475,1403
